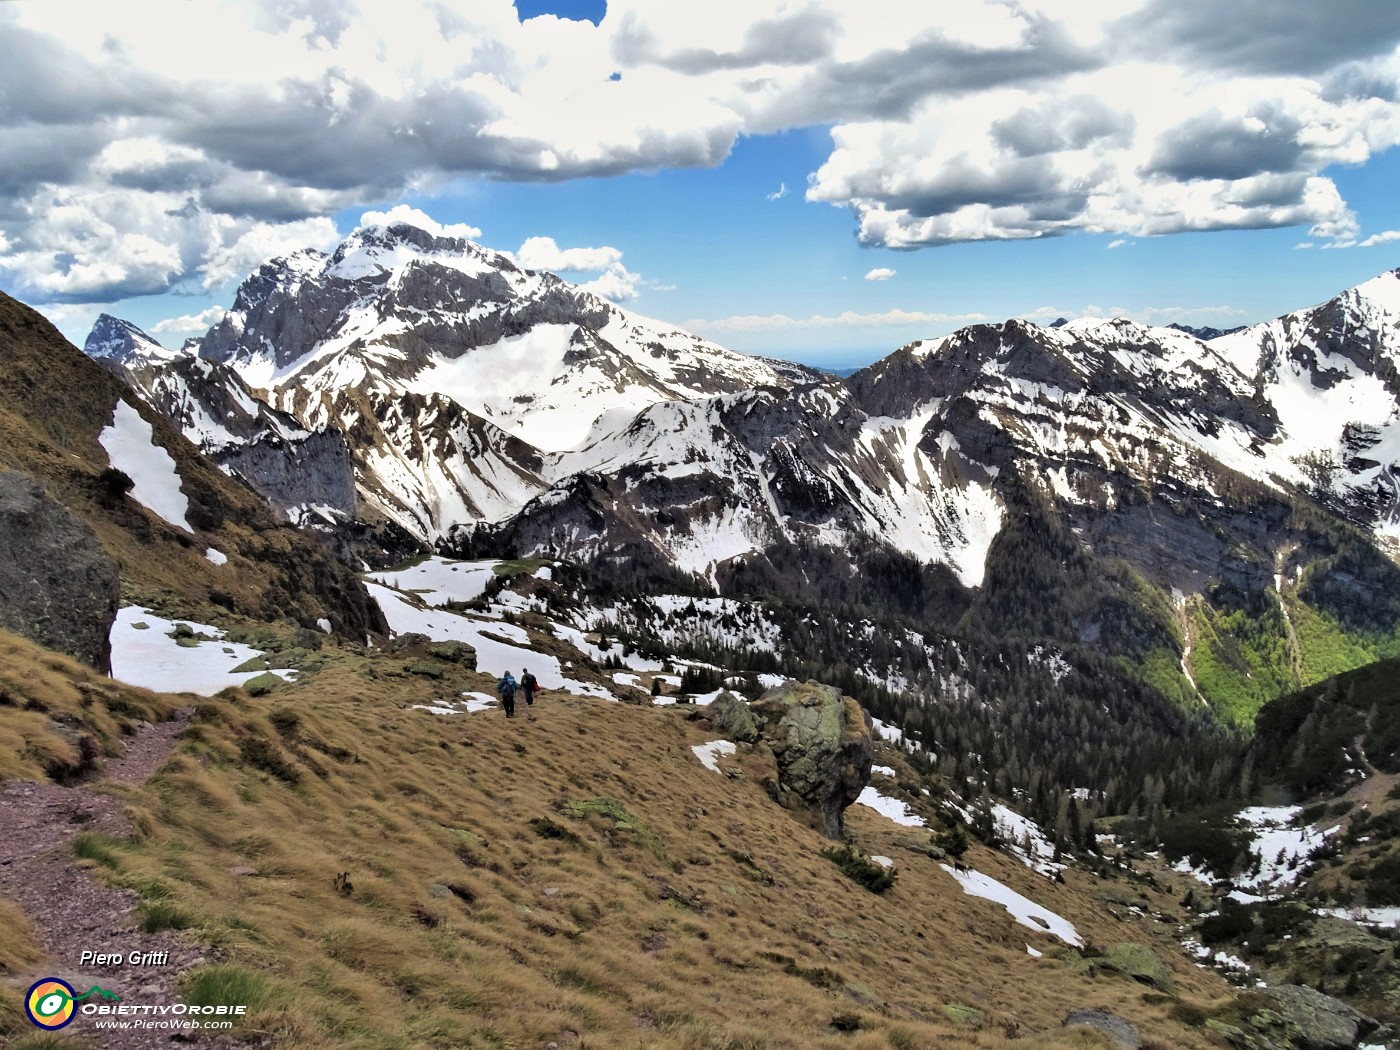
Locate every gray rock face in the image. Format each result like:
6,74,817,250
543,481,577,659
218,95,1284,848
1256,984,1379,1050
0,472,120,672
110,356,358,520
1062,1008,1142,1049
708,691,760,743
750,680,872,839
83,314,173,365
217,430,357,520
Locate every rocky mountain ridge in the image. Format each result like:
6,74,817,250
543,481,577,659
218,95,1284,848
85,224,1400,721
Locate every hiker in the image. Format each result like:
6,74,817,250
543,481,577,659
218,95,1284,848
521,668,539,707
498,671,518,718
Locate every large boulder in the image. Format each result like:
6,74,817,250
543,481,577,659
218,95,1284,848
1253,985,1379,1050
1062,1008,1142,1049
708,690,760,743
0,472,120,672
750,680,872,839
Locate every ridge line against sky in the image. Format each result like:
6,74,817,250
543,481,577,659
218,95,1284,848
4,0,1400,367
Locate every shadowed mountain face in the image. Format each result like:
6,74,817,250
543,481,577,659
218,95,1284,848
0,291,385,641
85,230,1400,722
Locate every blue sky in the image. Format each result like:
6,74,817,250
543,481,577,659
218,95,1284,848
5,1,1400,368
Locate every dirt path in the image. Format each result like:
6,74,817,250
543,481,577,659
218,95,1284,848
0,710,256,1049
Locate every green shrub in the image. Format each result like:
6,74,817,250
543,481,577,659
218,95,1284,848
1199,899,1254,944
821,845,896,894
181,964,279,1012
138,901,195,933
238,737,301,785
268,708,300,739
1365,853,1400,906
72,832,125,869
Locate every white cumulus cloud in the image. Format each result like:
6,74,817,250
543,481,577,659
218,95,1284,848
515,235,623,272
864,267,896,280
359,205,481,241
0,0,1398,302
151,306,228,335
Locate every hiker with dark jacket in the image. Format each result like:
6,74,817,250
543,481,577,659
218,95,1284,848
521,668,539,707
498,671,518,718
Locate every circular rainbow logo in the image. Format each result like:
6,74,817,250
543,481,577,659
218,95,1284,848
25,978,77,1030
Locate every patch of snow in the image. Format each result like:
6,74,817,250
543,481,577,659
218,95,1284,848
872,764,896,777
1234,805,1338,894
940,864,1082,946
1027,645,1071,682
99,400,191,531
316,617,332,634
758,673,788,689
855,786,926,827
109,606,295,695
365,582,612,699
692,739,737,773
204,548,227,566
1316,906,1400,927
1026,944,1043,958
870,855,894,869
366,557,498,607
993,804,1064,877
463,692,498,712
533,565,553,580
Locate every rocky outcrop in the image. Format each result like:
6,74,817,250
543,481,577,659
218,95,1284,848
750,680,872,839
1255,985,1379,1050
0,472,120,672
217,429,357,520
708,690,760,743
1062,1008,1142,1049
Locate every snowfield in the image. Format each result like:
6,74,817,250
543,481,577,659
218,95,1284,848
1173,804,1338,897
366,581,612,699
366,556,499,607
109,607,294,695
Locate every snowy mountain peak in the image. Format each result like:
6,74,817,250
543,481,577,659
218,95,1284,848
84,314,182,366
325,220,516,283
1353,268,1400,317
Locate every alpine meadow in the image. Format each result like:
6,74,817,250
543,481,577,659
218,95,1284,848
4,4,1400,1050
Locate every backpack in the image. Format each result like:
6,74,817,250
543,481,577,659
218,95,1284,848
499,675,516,698
521,673,538,694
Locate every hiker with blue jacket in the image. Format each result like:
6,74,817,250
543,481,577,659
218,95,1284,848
498,671,518,718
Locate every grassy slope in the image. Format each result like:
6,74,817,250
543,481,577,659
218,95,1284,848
0,630,1236,1049
0,290,381,639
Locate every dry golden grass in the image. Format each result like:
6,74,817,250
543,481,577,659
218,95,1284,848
0,634,1244,1050
0,899,43,978
0,629,181,782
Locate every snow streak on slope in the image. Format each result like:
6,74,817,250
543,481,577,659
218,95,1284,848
940,864,1082,945
850,410,1004,587
855,786,926,827
98,400,191,531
